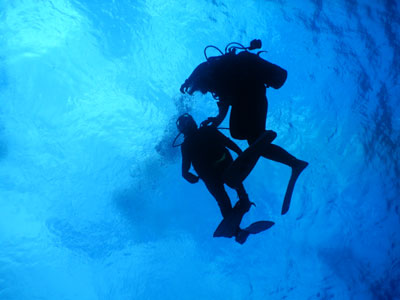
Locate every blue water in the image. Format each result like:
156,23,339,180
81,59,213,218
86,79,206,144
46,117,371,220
0,0,399,299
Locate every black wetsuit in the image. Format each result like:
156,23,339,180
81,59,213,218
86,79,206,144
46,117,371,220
181,126,247,218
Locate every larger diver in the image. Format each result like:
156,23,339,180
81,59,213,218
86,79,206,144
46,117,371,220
180,39,308,214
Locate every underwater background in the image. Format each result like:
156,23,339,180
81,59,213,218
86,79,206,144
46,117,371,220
0,0,399,299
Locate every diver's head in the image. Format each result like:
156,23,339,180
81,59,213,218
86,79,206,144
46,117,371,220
176,113,198,136
180,61,214,95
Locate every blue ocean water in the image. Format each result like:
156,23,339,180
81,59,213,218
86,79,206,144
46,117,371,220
0,0,399,299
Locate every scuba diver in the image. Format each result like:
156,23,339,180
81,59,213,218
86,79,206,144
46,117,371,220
176,113,274,244
180,39,308,214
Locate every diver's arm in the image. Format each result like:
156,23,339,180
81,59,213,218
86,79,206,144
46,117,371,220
214,129,243,156
201,101,229,127
181,147,199,184
214,101,229,126
225,138,243,156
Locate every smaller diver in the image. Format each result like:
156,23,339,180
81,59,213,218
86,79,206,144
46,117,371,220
176,113,274,244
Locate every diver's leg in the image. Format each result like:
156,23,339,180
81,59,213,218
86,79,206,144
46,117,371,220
259,143,296,165
258,143,308,187
256,142,307,170
232,184,259,243
256,142,308,214
212,185,248,239
230,184,253,238
234,184,254,214
204,181,233,219
224,130,277,188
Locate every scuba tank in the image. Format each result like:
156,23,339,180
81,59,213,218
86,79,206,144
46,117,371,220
203,39,287,90
181,39,287,96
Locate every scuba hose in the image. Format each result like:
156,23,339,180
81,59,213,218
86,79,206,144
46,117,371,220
203,45,223,60
172,132,184,147
204,39,264,61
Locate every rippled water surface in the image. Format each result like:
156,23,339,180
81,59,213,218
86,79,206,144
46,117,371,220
0,0,399,299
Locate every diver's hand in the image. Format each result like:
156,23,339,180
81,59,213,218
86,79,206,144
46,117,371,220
180,80,191,94
180,83,187,94
235,149,243,156
185,173,199,184
200,117,218,128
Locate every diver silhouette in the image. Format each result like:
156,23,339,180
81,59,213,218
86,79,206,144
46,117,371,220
176,113,275,243
180,40,308,214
